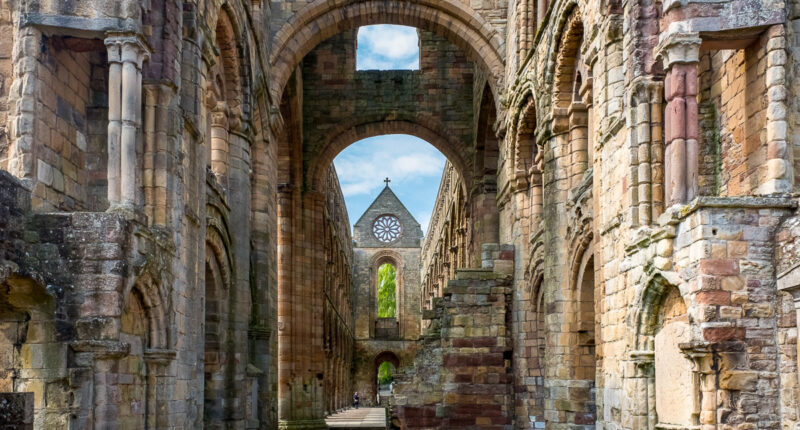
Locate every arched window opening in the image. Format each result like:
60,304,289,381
553,11,590,191
356,25,420,71
571,247,597,426
119,290,149,428
204,237,233,427
576,255,596,383
377,263,397,318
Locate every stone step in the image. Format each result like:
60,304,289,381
326,407,387,429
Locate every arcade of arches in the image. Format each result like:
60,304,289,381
2,0,800,428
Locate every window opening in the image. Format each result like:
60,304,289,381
356,25,420,70
377,263,397,318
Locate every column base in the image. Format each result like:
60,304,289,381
107,203,147,223
278,419,329,429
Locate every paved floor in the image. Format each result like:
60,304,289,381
326,407,387,429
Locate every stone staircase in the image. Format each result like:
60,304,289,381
391,244,515,429
326,407,388,429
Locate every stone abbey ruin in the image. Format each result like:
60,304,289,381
2,0,800,428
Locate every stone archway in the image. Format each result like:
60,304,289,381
269,0,505,104
307,120,470,193
373,351,400,404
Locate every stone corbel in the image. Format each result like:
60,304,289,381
552,107,570,135
71,340,131,359
629,350,655,377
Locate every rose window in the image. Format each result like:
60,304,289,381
373,215,402,243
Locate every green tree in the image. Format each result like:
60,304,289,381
378,362,394,385
377,263,396,318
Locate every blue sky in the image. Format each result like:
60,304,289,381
357,25,420,70
334,135,446,234
334,25,444,235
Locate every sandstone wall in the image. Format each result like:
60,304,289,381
394,245,515,430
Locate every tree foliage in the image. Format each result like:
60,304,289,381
377,263,396,318
378,361,394,385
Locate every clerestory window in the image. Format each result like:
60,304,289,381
356,25,420,71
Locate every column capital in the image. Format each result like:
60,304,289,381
104,33,151,65
655,31,702,70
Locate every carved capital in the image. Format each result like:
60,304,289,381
655,32,702,70
105,33,151,66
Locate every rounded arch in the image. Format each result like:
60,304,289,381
474,83,500,186
371,250,403,327
631,272,692,351
122,278,169,350
374,351,401,369
552,6,585,113
206,210,235,290
370,249,404,269
308,120,470,193
210,5,252,127
514,93,539,176
269,0,505,105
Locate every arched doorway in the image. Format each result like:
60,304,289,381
374,352,400,405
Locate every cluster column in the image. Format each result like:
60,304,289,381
105,34,150,211
656,33,701,207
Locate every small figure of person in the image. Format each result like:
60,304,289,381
353,391,360,409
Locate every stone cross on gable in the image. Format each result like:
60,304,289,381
384,177,391,187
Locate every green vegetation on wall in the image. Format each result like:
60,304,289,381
378,362,394,385
378,263,397,318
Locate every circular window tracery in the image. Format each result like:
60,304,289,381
373,215,402,243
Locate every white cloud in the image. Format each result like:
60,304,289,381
357,25,420,70
334,135,445,198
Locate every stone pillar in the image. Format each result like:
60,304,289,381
470,190,499,266
760,25,793,194
210,102,230,188
568,102,589,189
628,78,665,225
144,349,176,430
278,188,327,429
655,32,701,207
105,35,149,212
628,351,656,430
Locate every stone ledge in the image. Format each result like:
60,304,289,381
278,419,329,430
661,195,797,223
19,13,139,37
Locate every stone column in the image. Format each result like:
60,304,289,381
470,190,499,266
568,102,589,189
655,32,701,207
628,351,656,430
210,102,230,188
760,25,793,194
278,188,328,429
105,35,150,211
144,349,176,430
